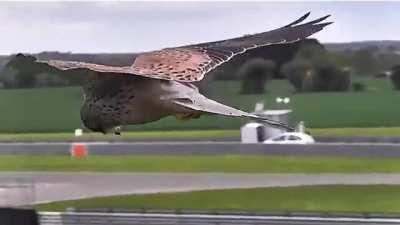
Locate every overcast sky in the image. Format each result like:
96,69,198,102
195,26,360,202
0,1,399,55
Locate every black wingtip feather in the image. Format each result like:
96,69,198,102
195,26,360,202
304,14,331,26
284,12,311,28
317,22,334,28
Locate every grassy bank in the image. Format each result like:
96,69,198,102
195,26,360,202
1,78,400,132
0,130,239,142
0,127,399,142
36,185,400,213
311,127,400,137
3,155,400,173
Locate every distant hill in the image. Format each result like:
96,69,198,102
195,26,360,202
0,55,11,67
324,40,400,54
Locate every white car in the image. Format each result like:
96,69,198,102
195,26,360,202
263,132,315,145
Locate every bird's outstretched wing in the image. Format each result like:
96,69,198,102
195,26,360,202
172,92,295,131
17,12,332,82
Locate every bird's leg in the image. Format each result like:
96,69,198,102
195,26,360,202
114,126,121,135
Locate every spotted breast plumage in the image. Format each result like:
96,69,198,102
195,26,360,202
13,12,332,134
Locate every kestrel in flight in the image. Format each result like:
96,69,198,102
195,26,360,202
15,12,332,134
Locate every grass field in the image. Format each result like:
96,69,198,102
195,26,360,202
36,185,400,213
311,127,400,137
0,130,239,142
1,78,400,133
214,78,400,128
3,155,400,173
0,127,399,142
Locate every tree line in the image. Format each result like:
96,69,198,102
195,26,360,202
235,41,400,94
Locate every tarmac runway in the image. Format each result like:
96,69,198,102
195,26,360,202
2,141,400,157
39,211,400,225
2,172,400,206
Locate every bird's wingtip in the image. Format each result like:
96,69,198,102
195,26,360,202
304,11,311,17
319,21,334,28
284,12,311,28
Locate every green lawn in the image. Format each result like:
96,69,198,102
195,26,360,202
36,185,400,213
208,78,400,128
311,127,400,137
0,130,239,142
0,78,399,132
0,127,399,142
0,87,82,133
3,155,400,173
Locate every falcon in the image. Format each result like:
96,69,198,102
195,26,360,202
14,12,332,134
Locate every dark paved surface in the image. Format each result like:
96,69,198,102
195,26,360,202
1,142,400,157
3,172,400,206
317,136,400,143
39,212,400,225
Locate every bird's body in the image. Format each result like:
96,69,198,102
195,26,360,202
81,74,263,133
10,12,332,134
81,76,169,133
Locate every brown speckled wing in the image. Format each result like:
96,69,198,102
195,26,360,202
23,13,331,82
130,12,332,82
131,48,212,82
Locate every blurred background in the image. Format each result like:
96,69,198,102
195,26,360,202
1,1,400,135
3,2,400,220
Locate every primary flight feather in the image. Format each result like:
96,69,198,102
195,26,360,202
14,12,332,134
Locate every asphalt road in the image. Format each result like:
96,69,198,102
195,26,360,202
1,142,400,157
2,172,400,206
39,212,400,225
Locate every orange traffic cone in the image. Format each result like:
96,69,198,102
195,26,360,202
70,143,88,158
